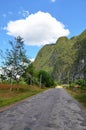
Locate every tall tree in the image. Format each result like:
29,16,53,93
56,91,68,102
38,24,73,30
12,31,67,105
3,36,30,90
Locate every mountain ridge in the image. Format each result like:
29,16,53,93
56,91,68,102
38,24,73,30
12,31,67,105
33,30,86,83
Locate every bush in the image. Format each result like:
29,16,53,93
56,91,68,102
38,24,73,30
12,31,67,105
69,82,76,89
19,80,27,85
69,79,86,90
75,79,86,89
38,70,55,87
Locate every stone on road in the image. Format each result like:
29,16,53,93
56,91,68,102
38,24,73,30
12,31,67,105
0,88,86,130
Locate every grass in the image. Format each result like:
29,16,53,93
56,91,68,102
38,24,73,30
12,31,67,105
0,84,47,108
66,88,86,108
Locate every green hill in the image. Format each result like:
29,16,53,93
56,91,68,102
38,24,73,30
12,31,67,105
33,30,86,83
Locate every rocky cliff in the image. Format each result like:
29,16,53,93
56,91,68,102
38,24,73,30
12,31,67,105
33,30,86,83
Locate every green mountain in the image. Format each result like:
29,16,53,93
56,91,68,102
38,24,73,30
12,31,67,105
33,30,86,83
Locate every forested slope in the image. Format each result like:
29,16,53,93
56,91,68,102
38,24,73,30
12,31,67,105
34,30,86,83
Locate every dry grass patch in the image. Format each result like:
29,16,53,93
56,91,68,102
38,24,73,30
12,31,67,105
66,88,86,108
0,84,47,108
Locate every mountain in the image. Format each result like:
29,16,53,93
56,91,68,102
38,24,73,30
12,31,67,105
70,30,86,80
33,30,86,83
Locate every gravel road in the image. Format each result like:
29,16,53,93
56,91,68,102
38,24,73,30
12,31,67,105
0,88,86,130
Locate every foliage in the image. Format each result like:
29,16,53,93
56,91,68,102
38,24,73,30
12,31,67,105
38,70,54,87
0,74,7,83
75,79,86,89
68,79,86,90
34,30,86,83
69,82,76,89
2,36,30,86
83,65,86,78
66,88,86,107
22,63,38,85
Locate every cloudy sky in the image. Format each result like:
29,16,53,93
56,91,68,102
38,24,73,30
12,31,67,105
0,0,86,63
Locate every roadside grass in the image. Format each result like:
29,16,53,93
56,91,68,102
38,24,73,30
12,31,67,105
66,88,86,108
0,84,47,108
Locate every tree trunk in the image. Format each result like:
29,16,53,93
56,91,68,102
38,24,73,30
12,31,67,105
16,78,19,91
39,74,42,88
10,78,13,91
67,71,70,88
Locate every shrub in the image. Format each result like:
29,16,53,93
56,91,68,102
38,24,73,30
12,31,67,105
38,70,55,87
69,82,76,89
75,79,86,89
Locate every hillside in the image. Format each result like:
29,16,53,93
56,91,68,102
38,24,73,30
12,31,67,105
33,30,86,83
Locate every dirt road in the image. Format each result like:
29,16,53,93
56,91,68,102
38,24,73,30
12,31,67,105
0,88,86,130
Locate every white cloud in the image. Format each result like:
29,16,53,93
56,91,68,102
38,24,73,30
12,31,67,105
51,0,56,2
5,11,70,46
30,58,35,62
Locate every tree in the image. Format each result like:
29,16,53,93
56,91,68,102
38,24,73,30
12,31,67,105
0,74,7,83
22,63,36,85
38,70,54,87
83,65,86,79
3,36,30,90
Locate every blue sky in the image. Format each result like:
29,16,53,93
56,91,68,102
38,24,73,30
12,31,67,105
0,0,86,63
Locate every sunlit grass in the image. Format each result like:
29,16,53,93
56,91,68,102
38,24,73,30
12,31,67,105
66,88,86,108
0,84,47,108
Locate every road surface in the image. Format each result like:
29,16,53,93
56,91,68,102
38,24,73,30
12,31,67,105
0,88,86,130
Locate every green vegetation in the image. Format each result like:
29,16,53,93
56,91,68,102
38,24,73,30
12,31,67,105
0,36,30,90
33,30,86,107
66,88,86,108
0,30,86,108
34,30,86,84
38,70,55,87
64,78,86,107
22,64,55,87
0,36,54,108
0,84,47,108
0,36,55,88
